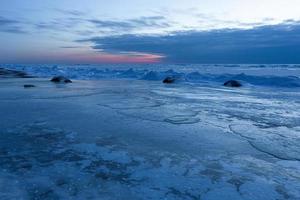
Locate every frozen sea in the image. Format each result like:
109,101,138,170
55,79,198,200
0,64,300,199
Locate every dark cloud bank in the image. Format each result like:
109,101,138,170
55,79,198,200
81,21,300,64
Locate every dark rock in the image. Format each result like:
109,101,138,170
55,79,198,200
55,178,68,186
163,77,176,84
224,80,242,87
24,84,36,88
51,76,72,83
0,68,34,78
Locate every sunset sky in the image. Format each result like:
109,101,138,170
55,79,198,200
1,0,300,64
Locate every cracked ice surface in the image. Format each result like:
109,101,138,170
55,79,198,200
0,78,300,199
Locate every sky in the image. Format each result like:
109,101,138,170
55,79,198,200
1,0,300,64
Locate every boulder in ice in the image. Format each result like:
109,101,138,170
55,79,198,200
163,77,176,84
224,80,242,87
51,76,72,83
23,84,36,88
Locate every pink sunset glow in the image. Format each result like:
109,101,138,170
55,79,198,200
1,51,165,64
65,52,165,64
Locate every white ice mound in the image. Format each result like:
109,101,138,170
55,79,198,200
230,124,300,161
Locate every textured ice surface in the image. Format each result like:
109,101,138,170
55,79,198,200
0,68,300,199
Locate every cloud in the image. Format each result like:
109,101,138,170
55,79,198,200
0,17,18,25
60,46,82,49
32,15,170,36
0,16,26,34
88,19,135,30
88,16,170,32
34,17,83,32
55,9,86,16
78,21,300,63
